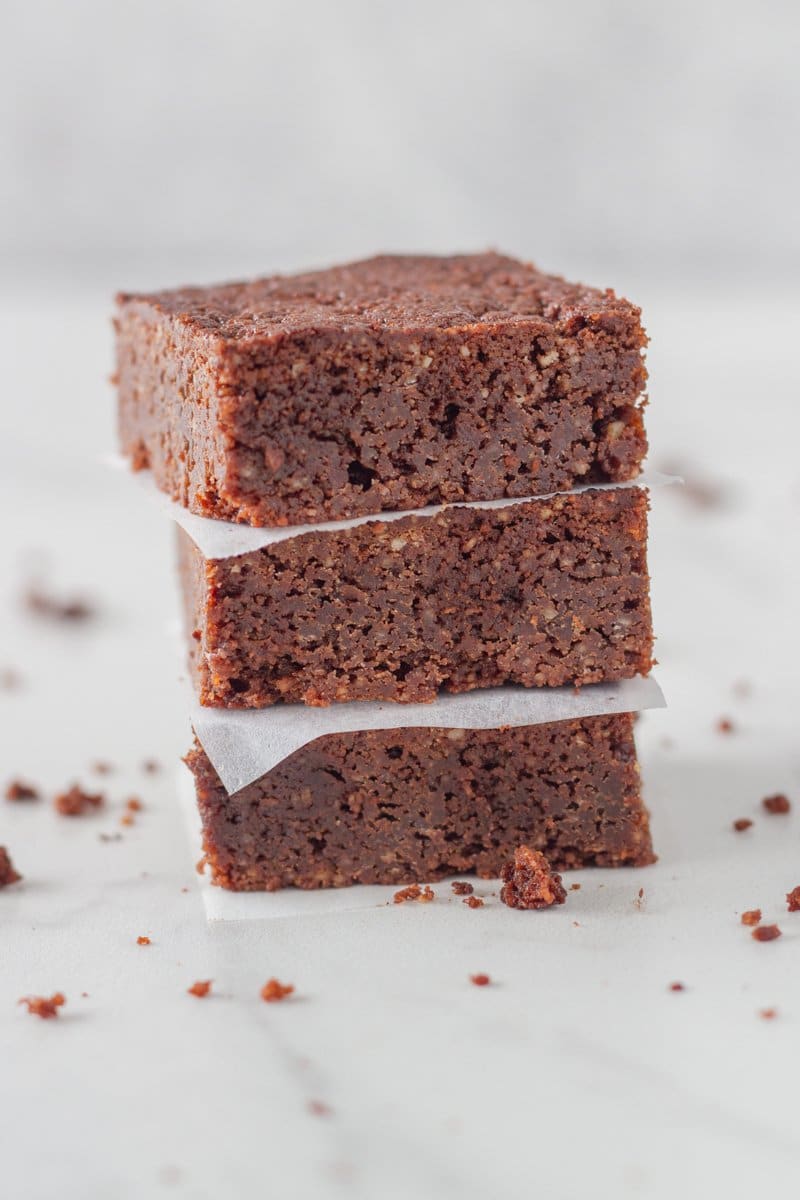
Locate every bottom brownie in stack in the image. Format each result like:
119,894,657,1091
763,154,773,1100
186,712,653,891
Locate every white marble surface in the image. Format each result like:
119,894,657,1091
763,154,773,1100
1,287,799,1199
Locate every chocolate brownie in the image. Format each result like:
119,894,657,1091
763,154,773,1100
116,253,648,526
179,486,652,707
185,712,654,891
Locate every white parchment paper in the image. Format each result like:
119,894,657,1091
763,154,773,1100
192,674,665,796
108,455,678,559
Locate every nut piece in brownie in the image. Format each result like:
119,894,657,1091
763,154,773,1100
179,486,652,707
185,713,654,891
117,253,648,526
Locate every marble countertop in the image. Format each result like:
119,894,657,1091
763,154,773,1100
1,287,798,1199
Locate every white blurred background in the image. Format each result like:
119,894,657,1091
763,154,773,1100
2,0,798,293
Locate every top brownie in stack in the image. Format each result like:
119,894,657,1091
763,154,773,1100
116,253,648,527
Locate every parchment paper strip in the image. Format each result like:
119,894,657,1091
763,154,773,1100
107,455,678,560
192,674,665,796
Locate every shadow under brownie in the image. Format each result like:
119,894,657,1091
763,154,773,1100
117,252,648,526
186,712,654,891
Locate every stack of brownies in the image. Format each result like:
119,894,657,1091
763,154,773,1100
115,252,658,892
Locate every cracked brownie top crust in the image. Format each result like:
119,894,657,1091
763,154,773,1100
119,253,645,340
117,252,648,526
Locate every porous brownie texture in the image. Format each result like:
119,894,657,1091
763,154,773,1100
185,713,654,891
179,486,653,707
116,253,648,526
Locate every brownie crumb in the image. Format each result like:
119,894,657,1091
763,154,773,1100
570,882,582,891
759,1008,778,1021
196,856,207,875
451,881,474,896
393,884,435,904
137,936,151,946
121,798,142,827
668,982,685,992
261,978,295,1003
187,980,212,998
4,779,39,803
463,895,484,909
500,845,567,910
307,1099,332,1117
733,818,753,832
741,909,762,926
142,759,160,775
762,794,791,815
54,785,104,817
634,886,646,910
786,887,800,912
24,586,94,622
91,761,113,776
18,992,66,1019
752,924,782,943
716,717,735,734
0,846,22,887
470,974,491,987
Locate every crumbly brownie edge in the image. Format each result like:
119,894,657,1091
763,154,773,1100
179,487,653,708
185,713,655,891
116,301,231,514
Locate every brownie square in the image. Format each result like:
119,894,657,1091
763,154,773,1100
117,253,648,526
179,486,653,707
186,712,654,891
